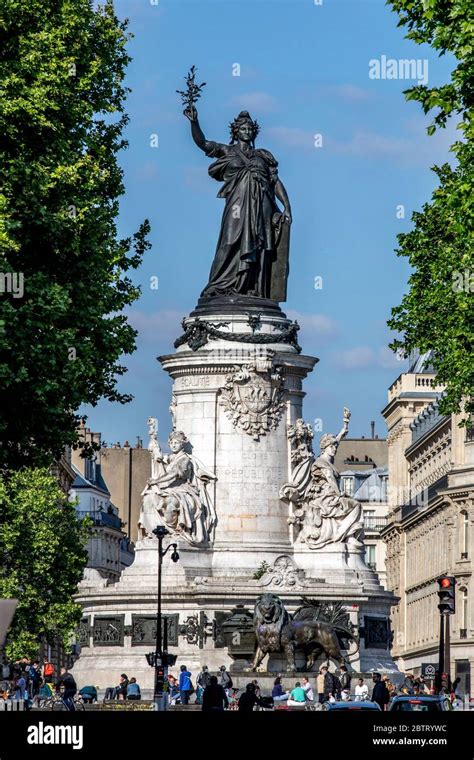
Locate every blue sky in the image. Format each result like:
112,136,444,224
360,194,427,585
83,0,456,447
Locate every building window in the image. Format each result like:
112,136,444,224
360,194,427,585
365,544,376,570
342,477,353,496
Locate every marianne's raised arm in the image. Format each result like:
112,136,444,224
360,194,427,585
183,105,208,152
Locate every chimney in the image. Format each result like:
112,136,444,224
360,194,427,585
371,421,375,439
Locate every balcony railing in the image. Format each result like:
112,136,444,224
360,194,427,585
363,516,388,532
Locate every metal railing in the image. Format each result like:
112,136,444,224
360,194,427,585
363,516,388,532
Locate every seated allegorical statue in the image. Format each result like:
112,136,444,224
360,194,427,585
138,419,217,547
280,409,364,551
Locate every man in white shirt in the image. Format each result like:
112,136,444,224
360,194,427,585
302,677,314,702
354,678,369,701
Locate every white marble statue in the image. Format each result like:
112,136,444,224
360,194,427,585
139,424,217,546
280,408,364,550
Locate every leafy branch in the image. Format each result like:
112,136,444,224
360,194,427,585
176,65,206,108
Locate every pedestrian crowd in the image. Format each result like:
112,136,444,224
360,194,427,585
0,658,85,710
2,657,463,712
166,664,465,712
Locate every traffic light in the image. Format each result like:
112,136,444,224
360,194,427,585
162,653,177,667
437,575,456,614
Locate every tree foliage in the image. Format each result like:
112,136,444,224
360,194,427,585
0,0,150,470
0,468,89,660
388,0,474,420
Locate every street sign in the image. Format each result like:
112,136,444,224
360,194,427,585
421,663,437,679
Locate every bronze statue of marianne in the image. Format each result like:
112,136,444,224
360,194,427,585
183,104,292,302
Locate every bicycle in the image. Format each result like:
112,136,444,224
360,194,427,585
44,692,85,711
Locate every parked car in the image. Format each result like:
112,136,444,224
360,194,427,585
389,695,453,712
323,700,382,711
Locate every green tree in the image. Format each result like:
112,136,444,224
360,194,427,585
0,0,150,470
387,0,474,421
0,468,89,660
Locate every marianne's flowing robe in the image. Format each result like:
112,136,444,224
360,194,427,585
201,141,282,298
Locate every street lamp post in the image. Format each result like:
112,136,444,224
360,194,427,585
146,525,179,711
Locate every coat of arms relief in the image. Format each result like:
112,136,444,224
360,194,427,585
219,352,286,440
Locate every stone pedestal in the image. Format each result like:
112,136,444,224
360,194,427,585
73,301,399,688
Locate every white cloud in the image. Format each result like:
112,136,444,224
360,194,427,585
331,345,406,370
265,126,314,150
287,311,339,339
377,345,406,369
323,84,372,102
329,118,459,166
126,309,184,346
333,346,376,370
230,92,278,114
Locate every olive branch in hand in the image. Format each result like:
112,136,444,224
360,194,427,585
176,65,206,108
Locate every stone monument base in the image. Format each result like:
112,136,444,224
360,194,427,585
72,544,399,689
72,301,399,689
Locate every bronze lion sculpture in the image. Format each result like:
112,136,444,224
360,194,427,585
250,593,357,672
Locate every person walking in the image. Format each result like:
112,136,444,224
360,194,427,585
217,665,233,695
13,671,28,702
201,675,228,712
323,666,338,702
42,658,55,685
339,665,351,700
179,664,193,705
317,667,326,704
126,677,141,700
57,667,77,711
372,672,390,711
354,677,369,701
196,665,211,705
27,661,41,701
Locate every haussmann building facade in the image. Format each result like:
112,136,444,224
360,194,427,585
382,354,474,697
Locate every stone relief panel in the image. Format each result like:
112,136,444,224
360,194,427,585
77,617,90,648
219,353,285,440
131,615,178,647
92,616,124,647
364,616,390,650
